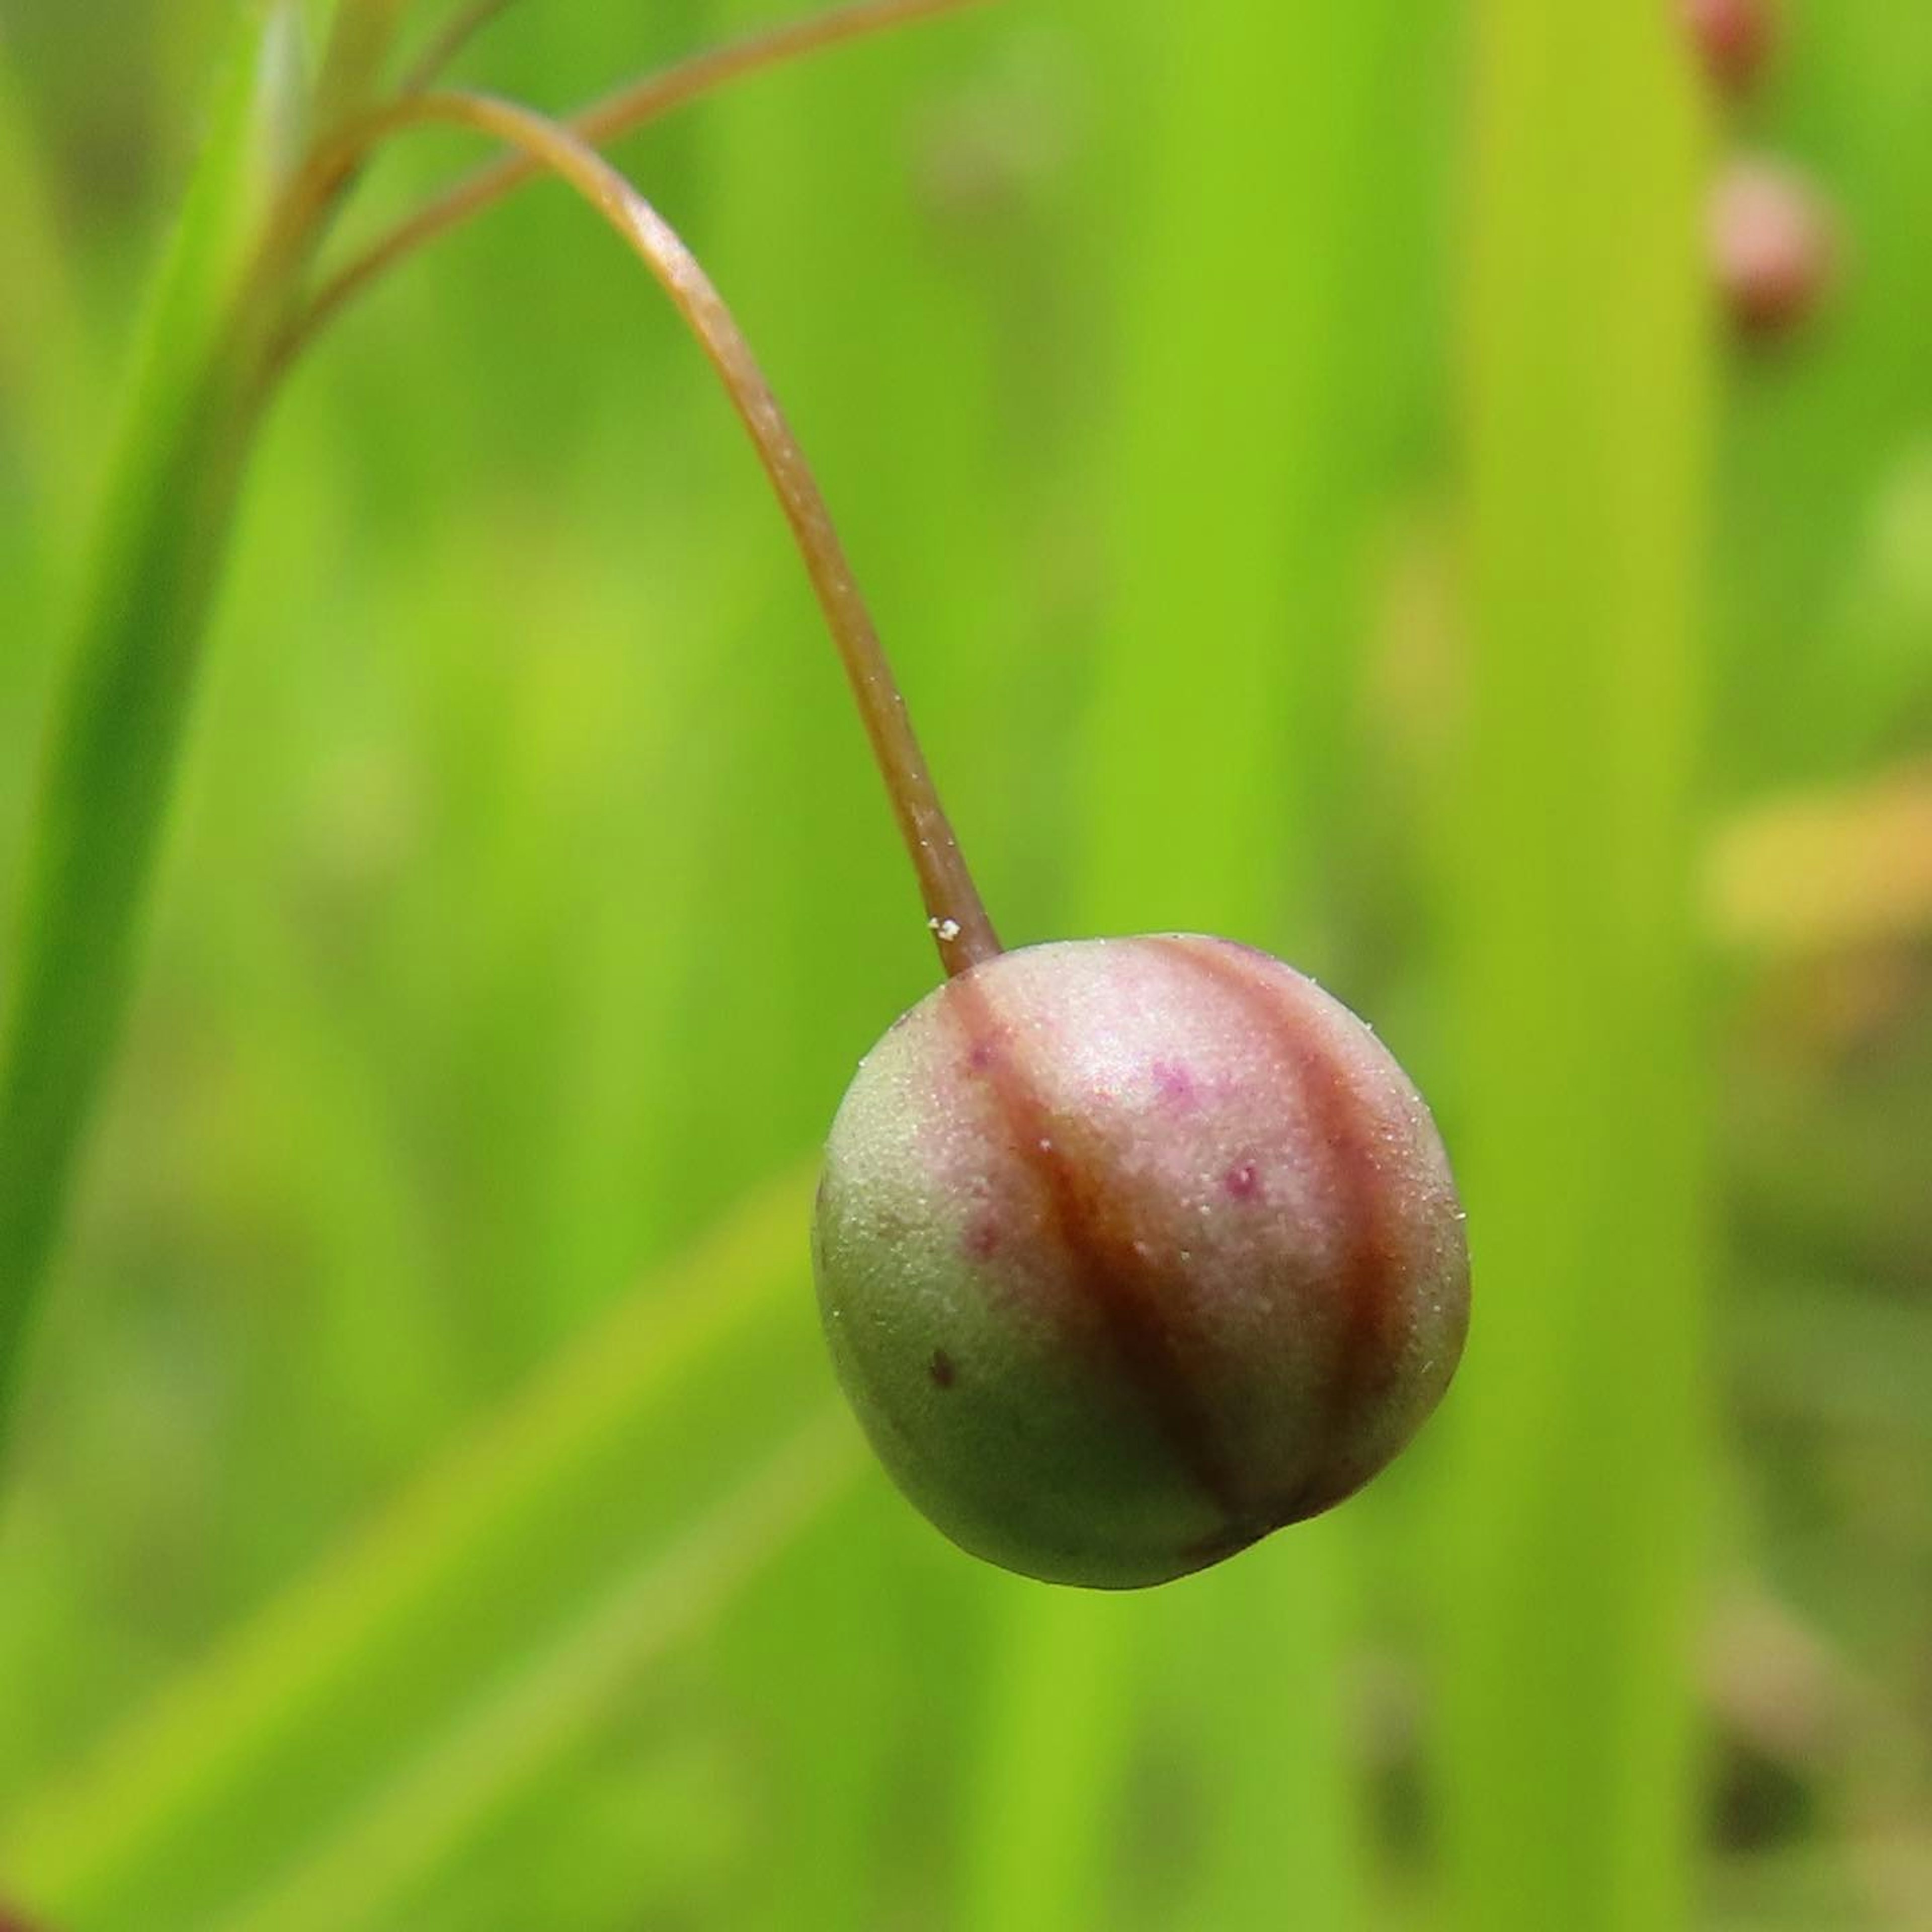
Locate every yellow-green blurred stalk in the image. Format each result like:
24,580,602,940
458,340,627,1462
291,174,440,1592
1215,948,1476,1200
1436,8,1713,1929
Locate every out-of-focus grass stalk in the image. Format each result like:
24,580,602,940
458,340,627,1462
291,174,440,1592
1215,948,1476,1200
1437,8,1711,1930
0,0,316,1459
0,17,96,548
313,0,414,124
210,1411,858,1932
10,1170,821,1928
959,1590,1140,1932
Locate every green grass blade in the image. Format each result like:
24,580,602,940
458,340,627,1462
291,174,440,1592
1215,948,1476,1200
0,13,97,549
958,1587,1141,1932
1434,8,1713,1929
8,1167,823,1929
211,1410,857,1932
0,1,308,1451
314,0,415,121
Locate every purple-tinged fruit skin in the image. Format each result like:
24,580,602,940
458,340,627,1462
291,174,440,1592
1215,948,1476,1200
812,935,1471,1589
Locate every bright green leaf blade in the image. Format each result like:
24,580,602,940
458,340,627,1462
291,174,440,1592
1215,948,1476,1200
957,1584,1142,1932
0,0,309,1450
1434,7,1714,1929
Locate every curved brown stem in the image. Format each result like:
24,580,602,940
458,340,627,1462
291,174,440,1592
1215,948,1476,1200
274,0,996,380
351,88,999,972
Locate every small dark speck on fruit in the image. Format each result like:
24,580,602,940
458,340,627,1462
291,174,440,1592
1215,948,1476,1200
1151,1060,1197,1106
929,1349,958,1388
962,1220,1001,1261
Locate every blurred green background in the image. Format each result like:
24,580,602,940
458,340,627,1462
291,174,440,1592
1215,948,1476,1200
2,2,1928,1927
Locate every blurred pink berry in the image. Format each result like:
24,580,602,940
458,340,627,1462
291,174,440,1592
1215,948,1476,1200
1711,158,1836,341
1685,0,1776,97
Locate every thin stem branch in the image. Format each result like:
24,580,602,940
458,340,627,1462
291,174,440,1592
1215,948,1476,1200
399,0,526,93
275,0,994,376
355,87,1000,970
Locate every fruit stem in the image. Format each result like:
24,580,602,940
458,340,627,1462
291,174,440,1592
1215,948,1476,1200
351,88,1001,971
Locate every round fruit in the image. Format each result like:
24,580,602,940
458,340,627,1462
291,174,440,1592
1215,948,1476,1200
812,934,1471,1588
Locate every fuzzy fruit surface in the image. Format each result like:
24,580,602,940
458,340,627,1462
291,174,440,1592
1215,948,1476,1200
812,935,1471,1588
